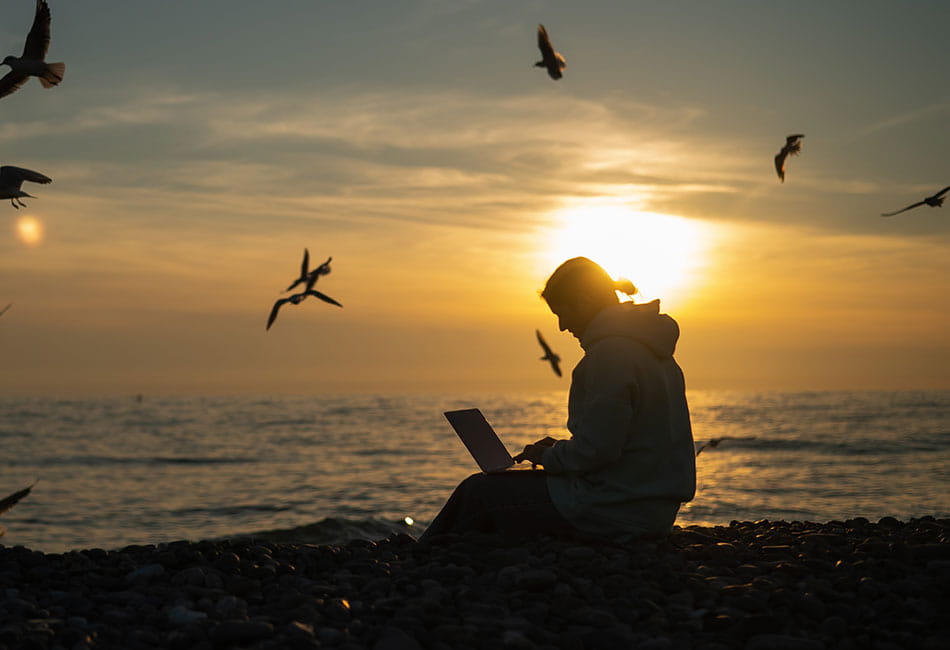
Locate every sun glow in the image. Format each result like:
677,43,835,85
15,215,44,247
542,204,713,306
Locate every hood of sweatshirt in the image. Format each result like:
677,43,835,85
580,299,680,359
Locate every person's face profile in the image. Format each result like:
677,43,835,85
546,294,590,340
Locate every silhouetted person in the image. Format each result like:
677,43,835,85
0,1,65,100
881,185,949,217
421,257,696,542
535,24,566,80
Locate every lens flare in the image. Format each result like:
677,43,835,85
15,215,44,246
542,203,714,306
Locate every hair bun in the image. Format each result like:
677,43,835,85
614,278,638,296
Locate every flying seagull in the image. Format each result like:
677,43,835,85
535,24,566,80
267,271,342,330
695,438,726,456
774,134,804,182
0,165,52,208
285,249,333,292
881,186,949,217
535,329,562,377
0,1,65,101
0,481,35,538
0,482,35,517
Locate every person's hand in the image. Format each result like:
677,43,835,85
513,437,558,467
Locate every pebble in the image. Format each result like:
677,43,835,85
0,517,945,649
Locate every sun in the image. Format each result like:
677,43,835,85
541,204,713,305
15,215,44,246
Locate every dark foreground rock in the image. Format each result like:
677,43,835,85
1,517,948,649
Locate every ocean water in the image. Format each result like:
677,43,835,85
1,390,947,553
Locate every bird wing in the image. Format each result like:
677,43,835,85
774,151,786,181
0,166,52,185
23,0,52,60
266,298,291,330
535,329,553,356
299,248,310,278
0,70,30,100
284,277,304,292
0,303,11,317
0,483,34,516
537,24,556,60
929,186,950,199
881,201,924,217
536,330,561,376
306,290,343,307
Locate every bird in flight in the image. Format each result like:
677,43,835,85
0,482,35,517
774,134,804,182
0,1,65,101
0,303,11,317
535,329,562,377
0,166,52,209
881,186,949,217
535,24,566,80
695,438,727,456
0,481,36,538
267,268,342,330
284,249,333,292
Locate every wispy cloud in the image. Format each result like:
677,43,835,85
854,101,950,138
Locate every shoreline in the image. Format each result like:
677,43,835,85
1,517,947,649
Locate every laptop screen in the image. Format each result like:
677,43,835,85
444,408,515,474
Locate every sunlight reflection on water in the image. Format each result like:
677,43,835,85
1,390,947,551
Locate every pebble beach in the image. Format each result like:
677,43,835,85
1,517,948,650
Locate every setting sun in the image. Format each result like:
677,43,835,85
15,216,44,247
541,204,714,306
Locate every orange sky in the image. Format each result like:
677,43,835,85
1,1,948,395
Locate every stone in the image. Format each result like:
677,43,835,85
516,569,558,591
373,625,423,650
166,605,208,625
125,564,165,584
501,629,535,649
210,620,275,644
319,626,346,645
745,634,826,650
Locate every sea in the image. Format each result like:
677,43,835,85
1,390,948,554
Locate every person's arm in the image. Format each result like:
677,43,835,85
540,339,638,474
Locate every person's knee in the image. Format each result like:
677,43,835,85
457,472,487,494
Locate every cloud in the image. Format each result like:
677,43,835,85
854,101,950,138
5,85,922,241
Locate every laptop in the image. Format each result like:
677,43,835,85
444,408,516,474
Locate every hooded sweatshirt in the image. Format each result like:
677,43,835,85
541,300,696,538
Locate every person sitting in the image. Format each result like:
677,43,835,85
420,256,696,542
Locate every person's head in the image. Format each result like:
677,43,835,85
541,257,637,339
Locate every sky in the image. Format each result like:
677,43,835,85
1,0,948,396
